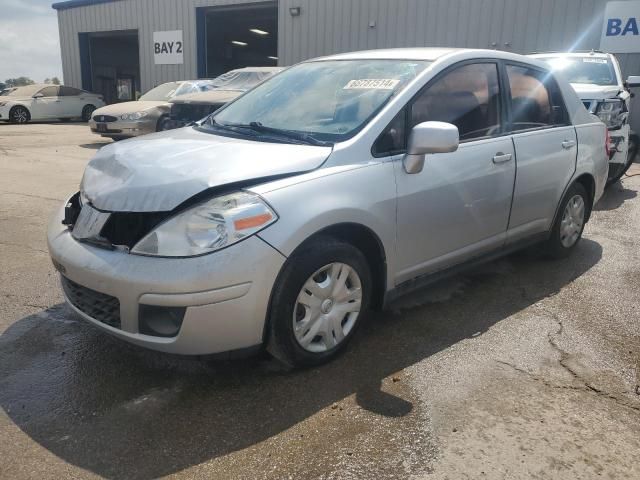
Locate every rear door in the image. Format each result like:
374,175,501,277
505,63,577,243
59,86,85,118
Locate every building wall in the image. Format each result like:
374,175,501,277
57,0,270,93
58,0,640,126
277,0,640,128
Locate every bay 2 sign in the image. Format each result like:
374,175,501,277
601,1,640,53
153,30,183,65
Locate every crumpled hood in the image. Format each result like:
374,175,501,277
81,126,332,212
92,100,169,116
571,83,622,101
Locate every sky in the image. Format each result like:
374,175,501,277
0,0,63,83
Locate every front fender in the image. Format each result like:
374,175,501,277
255,162,398,290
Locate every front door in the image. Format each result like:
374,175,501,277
393,62,516,284
31,86,63,119
503,63,578,242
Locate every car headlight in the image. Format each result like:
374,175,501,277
0,101,7,107
595,99,626,129
131,191,278,257
120,111,149,121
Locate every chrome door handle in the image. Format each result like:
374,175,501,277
562,140,576,149
492,152,513,164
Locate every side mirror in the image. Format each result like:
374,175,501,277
403,121,459,174
32,93,44,98
626,76,640,88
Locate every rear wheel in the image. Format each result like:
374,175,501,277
267,237,372,368
544,183,589,259
81,104,96,122
9,106,30,124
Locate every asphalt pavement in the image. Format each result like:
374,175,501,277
1,123,639,479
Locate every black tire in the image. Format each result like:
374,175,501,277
9,106,30,124
266,236,372,368
81,104,96,122
544,182,589,259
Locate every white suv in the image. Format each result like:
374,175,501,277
530,51,640,185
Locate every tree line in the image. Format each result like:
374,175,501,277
0,77,61,90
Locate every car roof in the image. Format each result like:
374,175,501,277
310,48,548,66
228,67,284,73
313,47,461,61
530,51,611,59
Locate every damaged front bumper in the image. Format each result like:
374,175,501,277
47,202,286,355
608,124,630,165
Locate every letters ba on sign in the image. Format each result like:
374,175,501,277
153,30,183,64
600,1,640,53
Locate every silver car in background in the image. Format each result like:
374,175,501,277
160,67,284,131
88,80,216,140
49,48,607,367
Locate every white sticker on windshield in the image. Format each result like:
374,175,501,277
344,79,401,90
583,58,607,64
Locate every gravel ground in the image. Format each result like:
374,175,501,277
0,123,638,480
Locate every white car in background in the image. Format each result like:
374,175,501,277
0,84,104,123
530,51,640,185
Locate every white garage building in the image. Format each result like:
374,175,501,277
53,0,640,126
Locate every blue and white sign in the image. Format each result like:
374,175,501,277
601,1,640,53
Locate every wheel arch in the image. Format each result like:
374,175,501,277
261,221,388,344
9,104,31,122
574,173,596,221
551,173,595,230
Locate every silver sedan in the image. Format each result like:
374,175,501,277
49,48,608,367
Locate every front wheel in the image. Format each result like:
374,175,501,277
9,106,30,124
544,183,589,259
266,237,372,368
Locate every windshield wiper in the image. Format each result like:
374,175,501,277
213,120,331,147
206,118,259,136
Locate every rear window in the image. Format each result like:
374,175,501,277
506,64,569,132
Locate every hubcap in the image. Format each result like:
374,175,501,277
293,262,362,353
560,194,585,248
14,109,27,123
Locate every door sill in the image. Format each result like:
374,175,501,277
383,232,549,307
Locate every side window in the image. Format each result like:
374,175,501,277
60,86,82,96
38,86,59,97
506,65,569,132
373,109,406,156
410,63,501,141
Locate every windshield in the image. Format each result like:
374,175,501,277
3,85,43,97
140,80,215,101
209,69,282,92
209,60,430,141
537,56,618,86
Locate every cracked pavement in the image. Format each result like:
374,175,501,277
1,123,639,479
